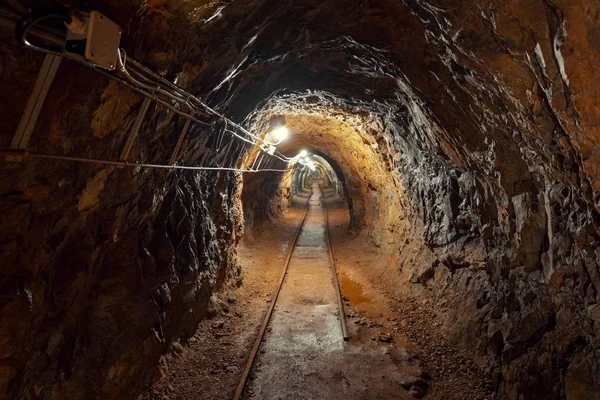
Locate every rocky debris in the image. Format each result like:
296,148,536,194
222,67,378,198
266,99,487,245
399,375,429,399
393,297,494,398
211,320,225,330
171,342,185,355
336,243,486,399
377,333,394,343
353,316,383,329
142,290,251,400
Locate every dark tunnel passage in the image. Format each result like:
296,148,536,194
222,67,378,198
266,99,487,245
291,154,344,196
1,0,600,399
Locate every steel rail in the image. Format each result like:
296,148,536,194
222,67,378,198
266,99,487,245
233,196,311,400
321,186,349,340
0,149,287,173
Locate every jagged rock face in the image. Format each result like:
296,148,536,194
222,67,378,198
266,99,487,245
2,0,600,399
241,168,293,233
259,111,404,238
0,2,244,398
196,0,600,398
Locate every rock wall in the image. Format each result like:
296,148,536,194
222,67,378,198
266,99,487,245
195,0,600,398
241,167,293,234
0,1,244,398
2,0,600,399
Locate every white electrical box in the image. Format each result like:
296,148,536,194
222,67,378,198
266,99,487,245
84,11,121,70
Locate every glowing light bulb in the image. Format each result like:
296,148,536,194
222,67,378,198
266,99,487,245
268,126,289,144
298,149,308,158
304,157,311,163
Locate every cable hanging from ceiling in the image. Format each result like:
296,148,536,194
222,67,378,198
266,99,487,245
0,3,294,173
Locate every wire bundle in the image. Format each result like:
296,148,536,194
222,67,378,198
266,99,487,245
6,4,292,172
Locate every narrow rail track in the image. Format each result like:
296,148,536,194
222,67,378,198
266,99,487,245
321,187,349,340
233,186,348,400
232,195,310,400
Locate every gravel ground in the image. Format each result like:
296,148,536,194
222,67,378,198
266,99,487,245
142,194,494,400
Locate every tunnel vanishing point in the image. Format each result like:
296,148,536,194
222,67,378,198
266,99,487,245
1,1,600,399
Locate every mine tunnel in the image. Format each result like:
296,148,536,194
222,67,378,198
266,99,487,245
1,1,599,399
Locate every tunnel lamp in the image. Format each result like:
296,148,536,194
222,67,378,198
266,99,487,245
304,157,311,163
298,149,308,158
267,125,290,145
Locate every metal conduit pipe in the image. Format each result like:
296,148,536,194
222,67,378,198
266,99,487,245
5,4,292,167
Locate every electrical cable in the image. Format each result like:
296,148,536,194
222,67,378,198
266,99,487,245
0,149,287,173
118,50,293,163
117,49,193,109
15,4,70,54
0,10,64,46
120,50,294,160
12,5,294,169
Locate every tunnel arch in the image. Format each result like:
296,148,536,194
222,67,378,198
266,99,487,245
308,153,346,198
198,2,600,395
2,0,600,398
239,105,407,247
292,154,342,195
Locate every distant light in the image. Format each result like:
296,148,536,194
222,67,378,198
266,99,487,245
298,149,308,158
304,157,311,163
268,125,289,144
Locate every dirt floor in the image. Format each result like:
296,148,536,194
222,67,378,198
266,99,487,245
325,197,495,400
142,190,494,400
141,197,308,400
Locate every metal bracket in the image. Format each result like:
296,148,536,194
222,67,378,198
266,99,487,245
253,153,264,171
228,141,244,168
169,117,192,166
265,158,275,170
120,97,151,161
7,53,61,160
